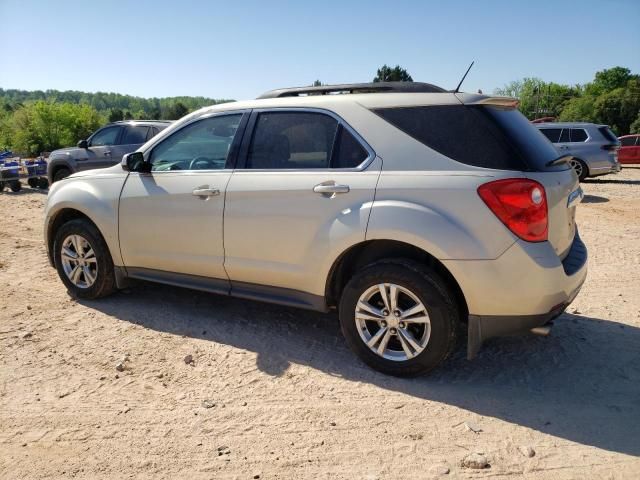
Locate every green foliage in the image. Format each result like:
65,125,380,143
0,88,234,155
0,88,233,121
495,67,640,135
6,101,104,156
373,65,413,82
630,112,640,134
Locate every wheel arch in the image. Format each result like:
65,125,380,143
325,239,468,320
46,208,103,265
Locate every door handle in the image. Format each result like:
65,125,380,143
192,187,220,197
313,183,350,195
104,151,112,155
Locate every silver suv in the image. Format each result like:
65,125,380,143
44,82,588,376
535,122,621,181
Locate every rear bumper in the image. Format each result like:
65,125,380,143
443,232,588,359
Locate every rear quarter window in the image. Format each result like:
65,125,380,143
374,105,564,172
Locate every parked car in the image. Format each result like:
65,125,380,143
618,134,640,164
44,82,588,376
47,120,171,184
534,122,621,181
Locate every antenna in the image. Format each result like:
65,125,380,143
453,61,475,93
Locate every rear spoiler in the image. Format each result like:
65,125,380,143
455,93,520,108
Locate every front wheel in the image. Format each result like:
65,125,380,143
53,219,116,299
9,180,21,192
339,260,460,377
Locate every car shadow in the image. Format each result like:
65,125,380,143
581,194,609,203
583,177,640,185
0,186,48,195
79,281,640,457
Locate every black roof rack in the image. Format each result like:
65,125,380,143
257,81,446,99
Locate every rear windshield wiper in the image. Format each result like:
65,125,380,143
546,154,572,168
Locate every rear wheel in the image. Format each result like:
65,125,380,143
570,158,588,182
53,219,116,299
37,178,49,189
9,180,21,192
53,167,71,183
339,260,460,376
28,178,39,188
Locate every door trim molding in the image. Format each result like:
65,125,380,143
123,267,328,312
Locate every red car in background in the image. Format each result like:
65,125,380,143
618,135,640,164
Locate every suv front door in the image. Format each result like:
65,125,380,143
81,125,124,171
118,112,248,286
224,109,380,303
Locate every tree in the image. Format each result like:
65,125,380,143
6,101,103,155
162,102,189,120
495,78,581,119
373,65,413,82
587,67,635,96
558,96,596,122
108,108,124,122
630,112,640,134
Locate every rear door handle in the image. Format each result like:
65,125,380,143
313,183,350,194
104,151,112,155
192,187,220,197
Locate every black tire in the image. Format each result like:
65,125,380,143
572,158,588,182
28,178,39,188
53,218,116,299
339,259,460,377
0,181,5,192
53,168,71,183
9,180,21,192
37,177,49,189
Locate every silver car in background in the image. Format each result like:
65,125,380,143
535,122,621,181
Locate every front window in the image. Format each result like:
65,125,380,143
149,114,243,171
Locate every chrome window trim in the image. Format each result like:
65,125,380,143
241,107,377,172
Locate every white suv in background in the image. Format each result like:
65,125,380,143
44,82,588,376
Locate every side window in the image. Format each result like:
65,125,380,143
559,129,570,143
570,129,588,142
540,128,561,143
149,114,243,171
121,126,150,145
246,112,338,169
331,127,369,168
89,126,122,147
146,127,159,141
620,136,636,146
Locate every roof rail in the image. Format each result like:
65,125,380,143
257,81,446,99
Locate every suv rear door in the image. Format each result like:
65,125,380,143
109,125,152,164
223,109,380,302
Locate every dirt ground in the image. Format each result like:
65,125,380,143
1,167,639,479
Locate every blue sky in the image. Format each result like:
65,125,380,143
1,0,639,100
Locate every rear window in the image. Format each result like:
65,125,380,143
374,105,564,171
598,126,619,143
570,129,588,142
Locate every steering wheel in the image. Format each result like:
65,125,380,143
189,156,214,170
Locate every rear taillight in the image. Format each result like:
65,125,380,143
601,144,620,151
478,178,548,242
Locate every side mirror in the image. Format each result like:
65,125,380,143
122,152,150,173
77,139,88,149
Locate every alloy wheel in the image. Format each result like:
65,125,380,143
60,234,98,288
355,283,431,361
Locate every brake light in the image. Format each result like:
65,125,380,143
478,178,548,242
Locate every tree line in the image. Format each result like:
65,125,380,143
494,66,640,136
0,89,233,155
